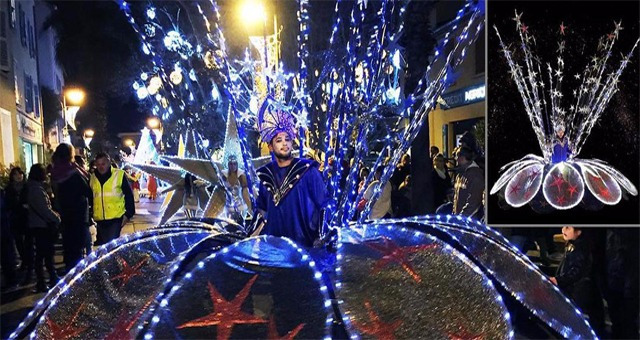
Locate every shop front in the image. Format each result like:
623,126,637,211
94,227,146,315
18,113,44,171
429,83,485,158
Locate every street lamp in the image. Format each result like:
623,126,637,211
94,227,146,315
83,129,94,149
147,116,163,147
62,87,85,143
240,0,266,26
239,0,273,87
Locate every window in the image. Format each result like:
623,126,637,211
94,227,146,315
0,9,6,37
10,0,15,28
27,22,33,57
34,82,40,118
0,9,8,72
18,4,25,47
24,72,33,114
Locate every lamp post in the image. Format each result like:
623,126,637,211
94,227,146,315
240,0,273,89
83,129,95,149
147,116,163,149
62,88,85,144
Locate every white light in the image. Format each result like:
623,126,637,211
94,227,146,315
170,69,183,85
136,87,149,100
392,50,401,68
146,7,156,20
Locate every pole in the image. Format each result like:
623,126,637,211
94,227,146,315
263,15,270,93
62,95,68,143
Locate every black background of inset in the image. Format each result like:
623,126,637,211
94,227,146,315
487,1,640,225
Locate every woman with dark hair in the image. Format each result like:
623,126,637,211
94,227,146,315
26,164,61,292
4,167,33,276
50,144,92,272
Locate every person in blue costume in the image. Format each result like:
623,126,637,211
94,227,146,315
255,103,327,248
551,124,571,163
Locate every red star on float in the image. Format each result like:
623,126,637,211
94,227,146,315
447,324,484,340
110,255,150,288
266,316,305,340
366,237,437,283
567,182,579,198
556,194,567,205
520,24,529,33
351,300,402,340
177,275,266,340
550,174,564,191
508,183,522,195
45,303,87,340
608,33,616,40
599,187,612,200
104,296,155,340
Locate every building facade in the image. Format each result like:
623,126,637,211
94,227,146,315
0,0,45,172
36,1,64,154
0,0,20,168
428,0,485,158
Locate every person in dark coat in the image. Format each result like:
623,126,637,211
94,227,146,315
0,188,18,289
51,144,93,272
431,154,452,209
550,227,605,337
26,164,61,292
602,228,639,339
4,167,32,274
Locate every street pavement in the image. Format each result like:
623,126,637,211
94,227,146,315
0,198,163,339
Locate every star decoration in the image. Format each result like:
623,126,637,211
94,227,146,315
351,300,402,340
599,187,612,200
513,11,523,24
614,21,624,35
559,22,567,35
266,316,305,340
104,297,155,340
607,33,616,40
550,174,564,191
177,275,267,340
110,255,150,288
556,194,567,205
567,183,579,198
45,303,87,340
520,24,529,34
508,183,522,195
366,237,437,283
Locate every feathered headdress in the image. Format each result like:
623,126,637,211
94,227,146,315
258,96,297,143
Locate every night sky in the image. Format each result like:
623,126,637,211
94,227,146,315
487,1,639,225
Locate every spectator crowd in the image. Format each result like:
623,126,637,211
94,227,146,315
1,143,135,292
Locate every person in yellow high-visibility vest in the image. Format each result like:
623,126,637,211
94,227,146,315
89,152,135,245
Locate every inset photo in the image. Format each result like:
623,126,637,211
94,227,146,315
487,1,639,225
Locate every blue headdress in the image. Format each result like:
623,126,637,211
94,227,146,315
258,96,297,143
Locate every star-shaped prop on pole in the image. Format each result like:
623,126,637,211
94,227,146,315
129,162,207,225
366,237,437,283
177,275,266,340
